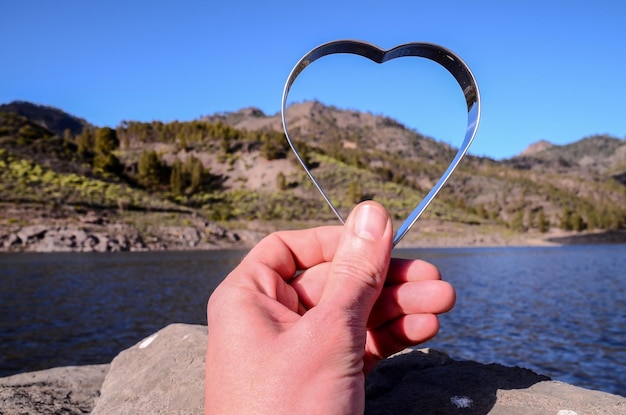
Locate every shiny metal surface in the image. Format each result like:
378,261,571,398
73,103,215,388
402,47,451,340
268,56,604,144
281,40,481,246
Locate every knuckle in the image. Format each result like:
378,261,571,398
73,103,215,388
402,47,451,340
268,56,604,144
332,256,383,291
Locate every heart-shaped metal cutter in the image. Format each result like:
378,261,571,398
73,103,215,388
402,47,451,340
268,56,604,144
281,40,481,246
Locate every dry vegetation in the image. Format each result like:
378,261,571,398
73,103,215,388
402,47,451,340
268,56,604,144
1,100,625,248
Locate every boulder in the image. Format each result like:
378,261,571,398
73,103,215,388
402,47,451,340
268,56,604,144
160,225,202,246
1,232,21,248
91,324,207,414
16,224,48,245
190,215,241,242
34,227,87,252
2,324,624,414
90,324,625,414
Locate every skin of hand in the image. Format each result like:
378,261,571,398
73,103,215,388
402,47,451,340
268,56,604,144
205,201,455,414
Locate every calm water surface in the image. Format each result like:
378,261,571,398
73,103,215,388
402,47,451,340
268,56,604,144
1,245,624,397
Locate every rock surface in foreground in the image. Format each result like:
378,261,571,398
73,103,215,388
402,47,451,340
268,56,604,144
92,324,206,414
2,324,625,414
0,364,109,415
366,350,625,414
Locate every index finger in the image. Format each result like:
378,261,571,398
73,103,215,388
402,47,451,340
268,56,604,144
386,258,442,284
242,225,343,280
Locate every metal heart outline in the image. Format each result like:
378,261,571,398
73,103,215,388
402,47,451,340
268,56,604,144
281,40,481,246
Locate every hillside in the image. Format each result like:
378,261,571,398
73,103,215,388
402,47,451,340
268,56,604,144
512,135,626,175
0,101,89,137
0,100,625,252
206,101,626,230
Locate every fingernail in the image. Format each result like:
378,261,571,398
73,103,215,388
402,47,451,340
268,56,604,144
353,204,388,241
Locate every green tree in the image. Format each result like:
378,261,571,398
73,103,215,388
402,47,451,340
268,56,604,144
178,134,188,151
571,212,586,232
93,153,122,175
511,209,525,232
220,135,230,153
170,159,185,196
260,132,289,160
138,150,164,189
276,172,287,191
186,156,204,193
77,129,95,157
475,204,488,219
538,209,550,233
585,206,599,230
560,207,573,231
17,125,41,144
95,127,119,154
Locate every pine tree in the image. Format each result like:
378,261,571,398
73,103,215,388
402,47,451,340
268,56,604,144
220,135,230,153
138,150,163,189
178,134,188,151
185,156,204,193
511,209,525,232
95,127,119,154
538,209,550,233
77,129,94,157
93,153,122,175
170,159,185,196
571,212,585,232
560,207,573,231
475,204,488,219
276,172,287,191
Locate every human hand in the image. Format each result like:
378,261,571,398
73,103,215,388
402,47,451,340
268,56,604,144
205,201,455,414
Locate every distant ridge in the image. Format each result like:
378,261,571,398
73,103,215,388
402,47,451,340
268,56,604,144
519,140,553,156
0,101,89,137
514,134,626,174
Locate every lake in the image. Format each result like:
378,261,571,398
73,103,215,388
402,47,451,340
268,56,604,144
0,245,624,397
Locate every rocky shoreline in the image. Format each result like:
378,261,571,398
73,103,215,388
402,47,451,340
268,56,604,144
0,211,244,253
1,203,625,253
1,324,624,414
2,221,625,254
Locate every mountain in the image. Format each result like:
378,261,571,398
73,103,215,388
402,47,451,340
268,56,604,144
206,102,626,227
204,100,455,161
0,100,625,251
519,140,554,156
517,135,626,174
0,101,89,137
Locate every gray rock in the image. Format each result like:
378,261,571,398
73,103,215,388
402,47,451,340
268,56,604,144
91,324,206,415
2,233,21,248
163,225,202,245
365,349,626,414
90,324,625,415
1,218,235,252
91,233,110,252
190,215,240,242
107,234,129,252
16,225,48,244
70,228,89,246
0,364,109,415
3,325,624,414
34,227,79,252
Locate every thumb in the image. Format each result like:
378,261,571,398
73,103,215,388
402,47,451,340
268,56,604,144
320,201,393,326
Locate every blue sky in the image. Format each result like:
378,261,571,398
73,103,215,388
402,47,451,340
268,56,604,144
1,0,624,159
